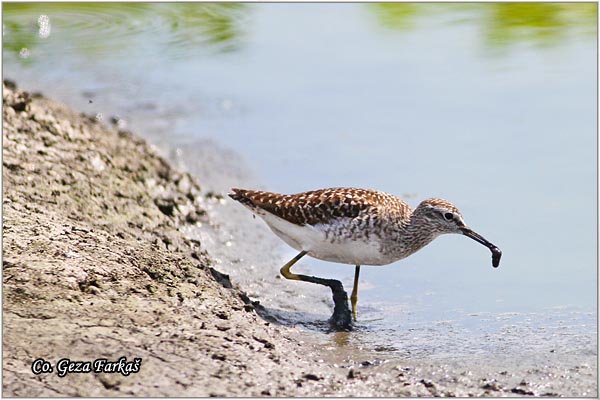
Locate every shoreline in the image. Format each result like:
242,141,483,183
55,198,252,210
2,81,346,396
2,81,596,397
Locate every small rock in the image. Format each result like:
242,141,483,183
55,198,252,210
177,174,192,194
3,79,17,90
11,101,28,113
89,154,106,172
420,379,435,388
511,387,535,395
216,324,231,332
185,210,204,224
481,382,501,391
209,268,233,289
98,374,121,390
154,197,176,216
302,373,321,381
253,335,275,349
216,311,229,320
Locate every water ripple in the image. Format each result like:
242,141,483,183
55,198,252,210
3,3,249,61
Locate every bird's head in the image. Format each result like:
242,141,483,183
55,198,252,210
413,198,502,267
413,198,466,234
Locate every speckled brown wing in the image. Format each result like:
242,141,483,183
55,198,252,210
229,187,410,226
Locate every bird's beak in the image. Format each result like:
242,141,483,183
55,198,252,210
460,227,502,268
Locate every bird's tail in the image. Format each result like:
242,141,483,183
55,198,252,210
228,188,256,208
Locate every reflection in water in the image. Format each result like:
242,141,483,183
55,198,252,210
370,3,597,48
2,3,249,62
370,3,423,30
160,3,248,55
5,3,597,64
332,331,351,347
483,3,597,48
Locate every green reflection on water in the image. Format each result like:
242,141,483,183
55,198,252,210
3,2,249,62
370,3,597,48
3,2,596,65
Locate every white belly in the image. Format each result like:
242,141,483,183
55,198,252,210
258,211,390,266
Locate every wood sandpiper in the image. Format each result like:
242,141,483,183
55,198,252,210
229,187,501,327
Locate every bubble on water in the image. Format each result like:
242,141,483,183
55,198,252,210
38,15,51,39
19,47,30,59
95,112,104,121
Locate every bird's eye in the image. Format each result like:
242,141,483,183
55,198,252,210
444,212,453,221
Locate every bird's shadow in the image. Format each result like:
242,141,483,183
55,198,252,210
254,304,352,333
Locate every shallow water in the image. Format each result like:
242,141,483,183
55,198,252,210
3,3,597,362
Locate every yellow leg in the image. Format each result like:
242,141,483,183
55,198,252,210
350,265,360,321
280,251,308,281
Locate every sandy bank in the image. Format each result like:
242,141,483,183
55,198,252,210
2,82,347,396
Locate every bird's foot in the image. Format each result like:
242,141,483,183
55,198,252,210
296,273,353,331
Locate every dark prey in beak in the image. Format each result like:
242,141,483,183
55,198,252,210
460,227,502,268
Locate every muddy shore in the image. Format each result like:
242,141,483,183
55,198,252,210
2,82,596,397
